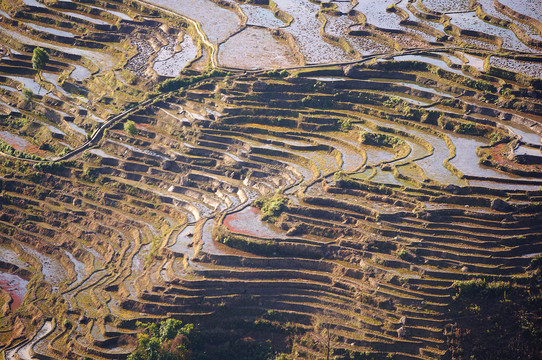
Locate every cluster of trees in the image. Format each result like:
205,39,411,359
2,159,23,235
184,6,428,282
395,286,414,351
447,256,542,359
254,192,287,222
156,69,229,93
129,319,279,360
128,319,194,360
32,47,48,95
358,131,404,148
124,120,138,136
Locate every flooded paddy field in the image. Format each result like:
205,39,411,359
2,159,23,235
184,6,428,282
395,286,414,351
218,27,298,69
489,56,542,79
151,0,241,44
153,34,199,77
448,12,536,52
422,0,471,13
0,271,28,311
1,0,542,359
498,0,542,23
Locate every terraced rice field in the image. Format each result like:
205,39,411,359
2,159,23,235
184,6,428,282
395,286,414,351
0,0,541,359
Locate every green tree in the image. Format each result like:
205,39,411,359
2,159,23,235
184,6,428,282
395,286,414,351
32,47,49,94
254,192,286,223
124,120,138,136
32,47,49,73
128,320,194,360
22,88,33,102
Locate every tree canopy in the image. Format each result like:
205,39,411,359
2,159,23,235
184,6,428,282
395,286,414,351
128,319,193,360
128,320,280,360
22,88,33,102
32,47,49,72
124,120,138,136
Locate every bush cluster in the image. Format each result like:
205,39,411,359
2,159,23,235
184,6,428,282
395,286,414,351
124,120,138,136
129,319,194,360
453,278,511,299
0,139,42,160
129,319,279,360
254,193,287,222
359,132,404,148
156,69,230,93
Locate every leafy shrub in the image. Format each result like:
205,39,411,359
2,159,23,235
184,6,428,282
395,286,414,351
338,118,352,131
454,122,478,135
441,98,459,107
254,193,287,223
265,69,290,78
300,95,334,108
82,167,98,182
124,120,138,136
489,131,507,144
22,88,33,102
530,254,542,270
33,160,74,173
453,278,486,297
485,281,511,297
462,78,496,93
359,132,404,148
156,69,230,93
129,319,194,360
32,47,49,72
453,278,511,299
0,139,42,161
383,96,403,108
131,319,278,360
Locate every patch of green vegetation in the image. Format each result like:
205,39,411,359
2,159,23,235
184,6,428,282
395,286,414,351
0,139,42,161
462,77,496,93
359,131,404,148
383,96,423,120
254,193,287,223
454,122,478,135
489,131,509,144
383,96,404,108
265,69,290,78
129,319,280,360
124,120,138,136
129,319,194,360
22,88,33,103
32,47,49,80
1,116,29,130
156,69,230,93
453,278,510,299
82,167,98,183
145,234,162,267
219,232,283,257
396,248,408,260
440,98,459,108
448,259,542,359
338,118,352,131
300,95,334,109
33,160,74,173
